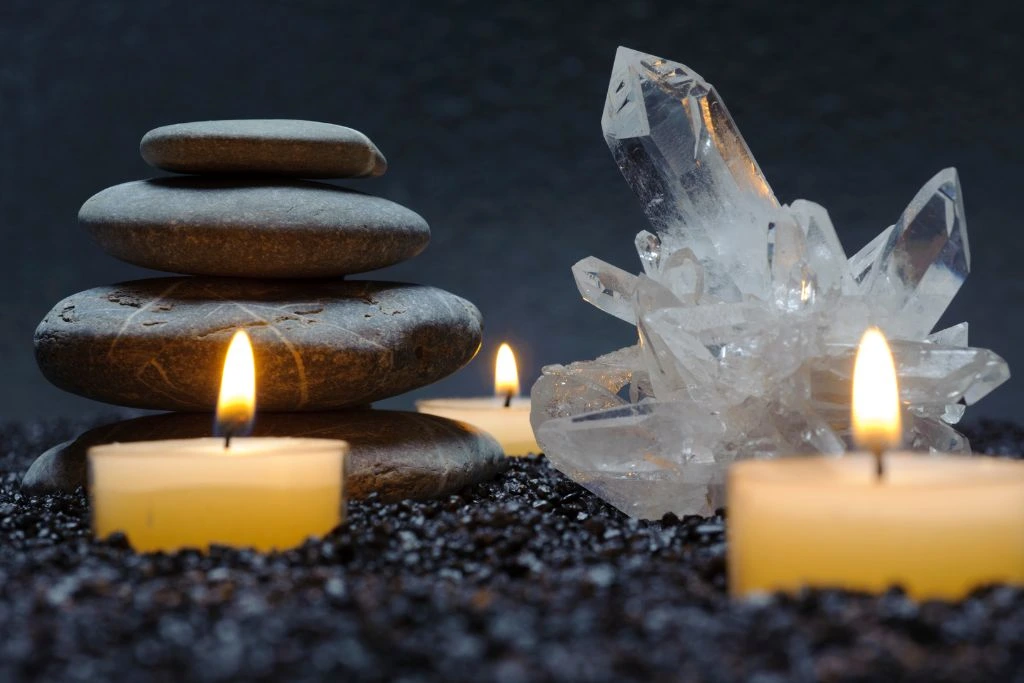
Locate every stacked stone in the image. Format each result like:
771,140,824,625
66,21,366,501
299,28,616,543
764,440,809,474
25,120,505,499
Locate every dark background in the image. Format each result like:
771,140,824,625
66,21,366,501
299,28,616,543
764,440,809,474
1,0,1021,422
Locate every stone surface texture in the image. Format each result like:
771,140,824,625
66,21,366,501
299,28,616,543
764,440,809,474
140,119,387,178
530,47,1010,519
35,278,483,412
21,411,507,501
80,178,430,278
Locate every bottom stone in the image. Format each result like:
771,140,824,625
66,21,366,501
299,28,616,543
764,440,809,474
22,411,507,501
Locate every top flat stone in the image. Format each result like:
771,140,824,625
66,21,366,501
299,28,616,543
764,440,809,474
140,120,387,178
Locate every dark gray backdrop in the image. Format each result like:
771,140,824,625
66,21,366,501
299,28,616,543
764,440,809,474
2,0,1021,422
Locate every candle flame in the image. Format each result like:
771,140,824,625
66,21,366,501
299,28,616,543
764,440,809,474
852,327,902,454
215,330,256,438
494,343,520,398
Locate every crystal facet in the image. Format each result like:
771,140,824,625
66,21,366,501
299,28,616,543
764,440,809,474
603,46,779,299
860,168,970,339
531,47,1010,519
572,256,639,324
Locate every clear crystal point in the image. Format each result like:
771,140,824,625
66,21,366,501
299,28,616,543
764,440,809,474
603,46,778,298
532,48,1008,519
634,230,663,276
848,225,893,291
789,200,847,302
572,256,639,324
927,322,968,346
862,168,970,338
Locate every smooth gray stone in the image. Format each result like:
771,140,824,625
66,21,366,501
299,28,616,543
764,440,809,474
140,119,387,178
80,178,429,278
21,411,508,501
35,278,484,412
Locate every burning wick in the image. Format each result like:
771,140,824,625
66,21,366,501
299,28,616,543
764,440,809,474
215,330,257,448
495,342,520,409
851,327,902,480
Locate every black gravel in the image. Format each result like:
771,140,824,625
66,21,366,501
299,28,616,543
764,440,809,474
1,417,1022,683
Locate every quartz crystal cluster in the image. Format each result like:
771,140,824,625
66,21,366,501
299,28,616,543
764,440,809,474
530,47,1010,519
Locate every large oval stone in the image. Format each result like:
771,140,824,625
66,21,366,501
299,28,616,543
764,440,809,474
35,279,483,411
21,411,508,501
140,119,387,178
80,178,430,278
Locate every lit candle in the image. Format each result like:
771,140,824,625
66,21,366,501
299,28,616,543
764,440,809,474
728,328,1024,600
89,330,348,553
416,342,539,456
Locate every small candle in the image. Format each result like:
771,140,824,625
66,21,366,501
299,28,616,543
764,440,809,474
417,343,539,456
89,330,348,553
728,328,1024,600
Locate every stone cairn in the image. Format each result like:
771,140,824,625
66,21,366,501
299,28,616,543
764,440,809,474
25,120,505,500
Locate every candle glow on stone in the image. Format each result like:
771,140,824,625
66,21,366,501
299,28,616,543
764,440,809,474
88,329,348,553
416,342,539,456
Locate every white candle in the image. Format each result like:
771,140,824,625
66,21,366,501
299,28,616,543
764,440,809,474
89,330,348,553
728,453,1024,600
90,437,347,553
728,328,1024,600
417,343,539,456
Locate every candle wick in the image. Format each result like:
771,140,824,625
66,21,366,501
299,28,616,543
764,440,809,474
504,392,513,408
224,431,233,449
873,447,885,481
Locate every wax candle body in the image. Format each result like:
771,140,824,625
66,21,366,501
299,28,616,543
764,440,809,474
416,397,538,456
728,454,1024,600
90,437,347,553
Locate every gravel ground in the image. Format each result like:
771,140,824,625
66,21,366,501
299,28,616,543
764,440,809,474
1,417,1022,683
